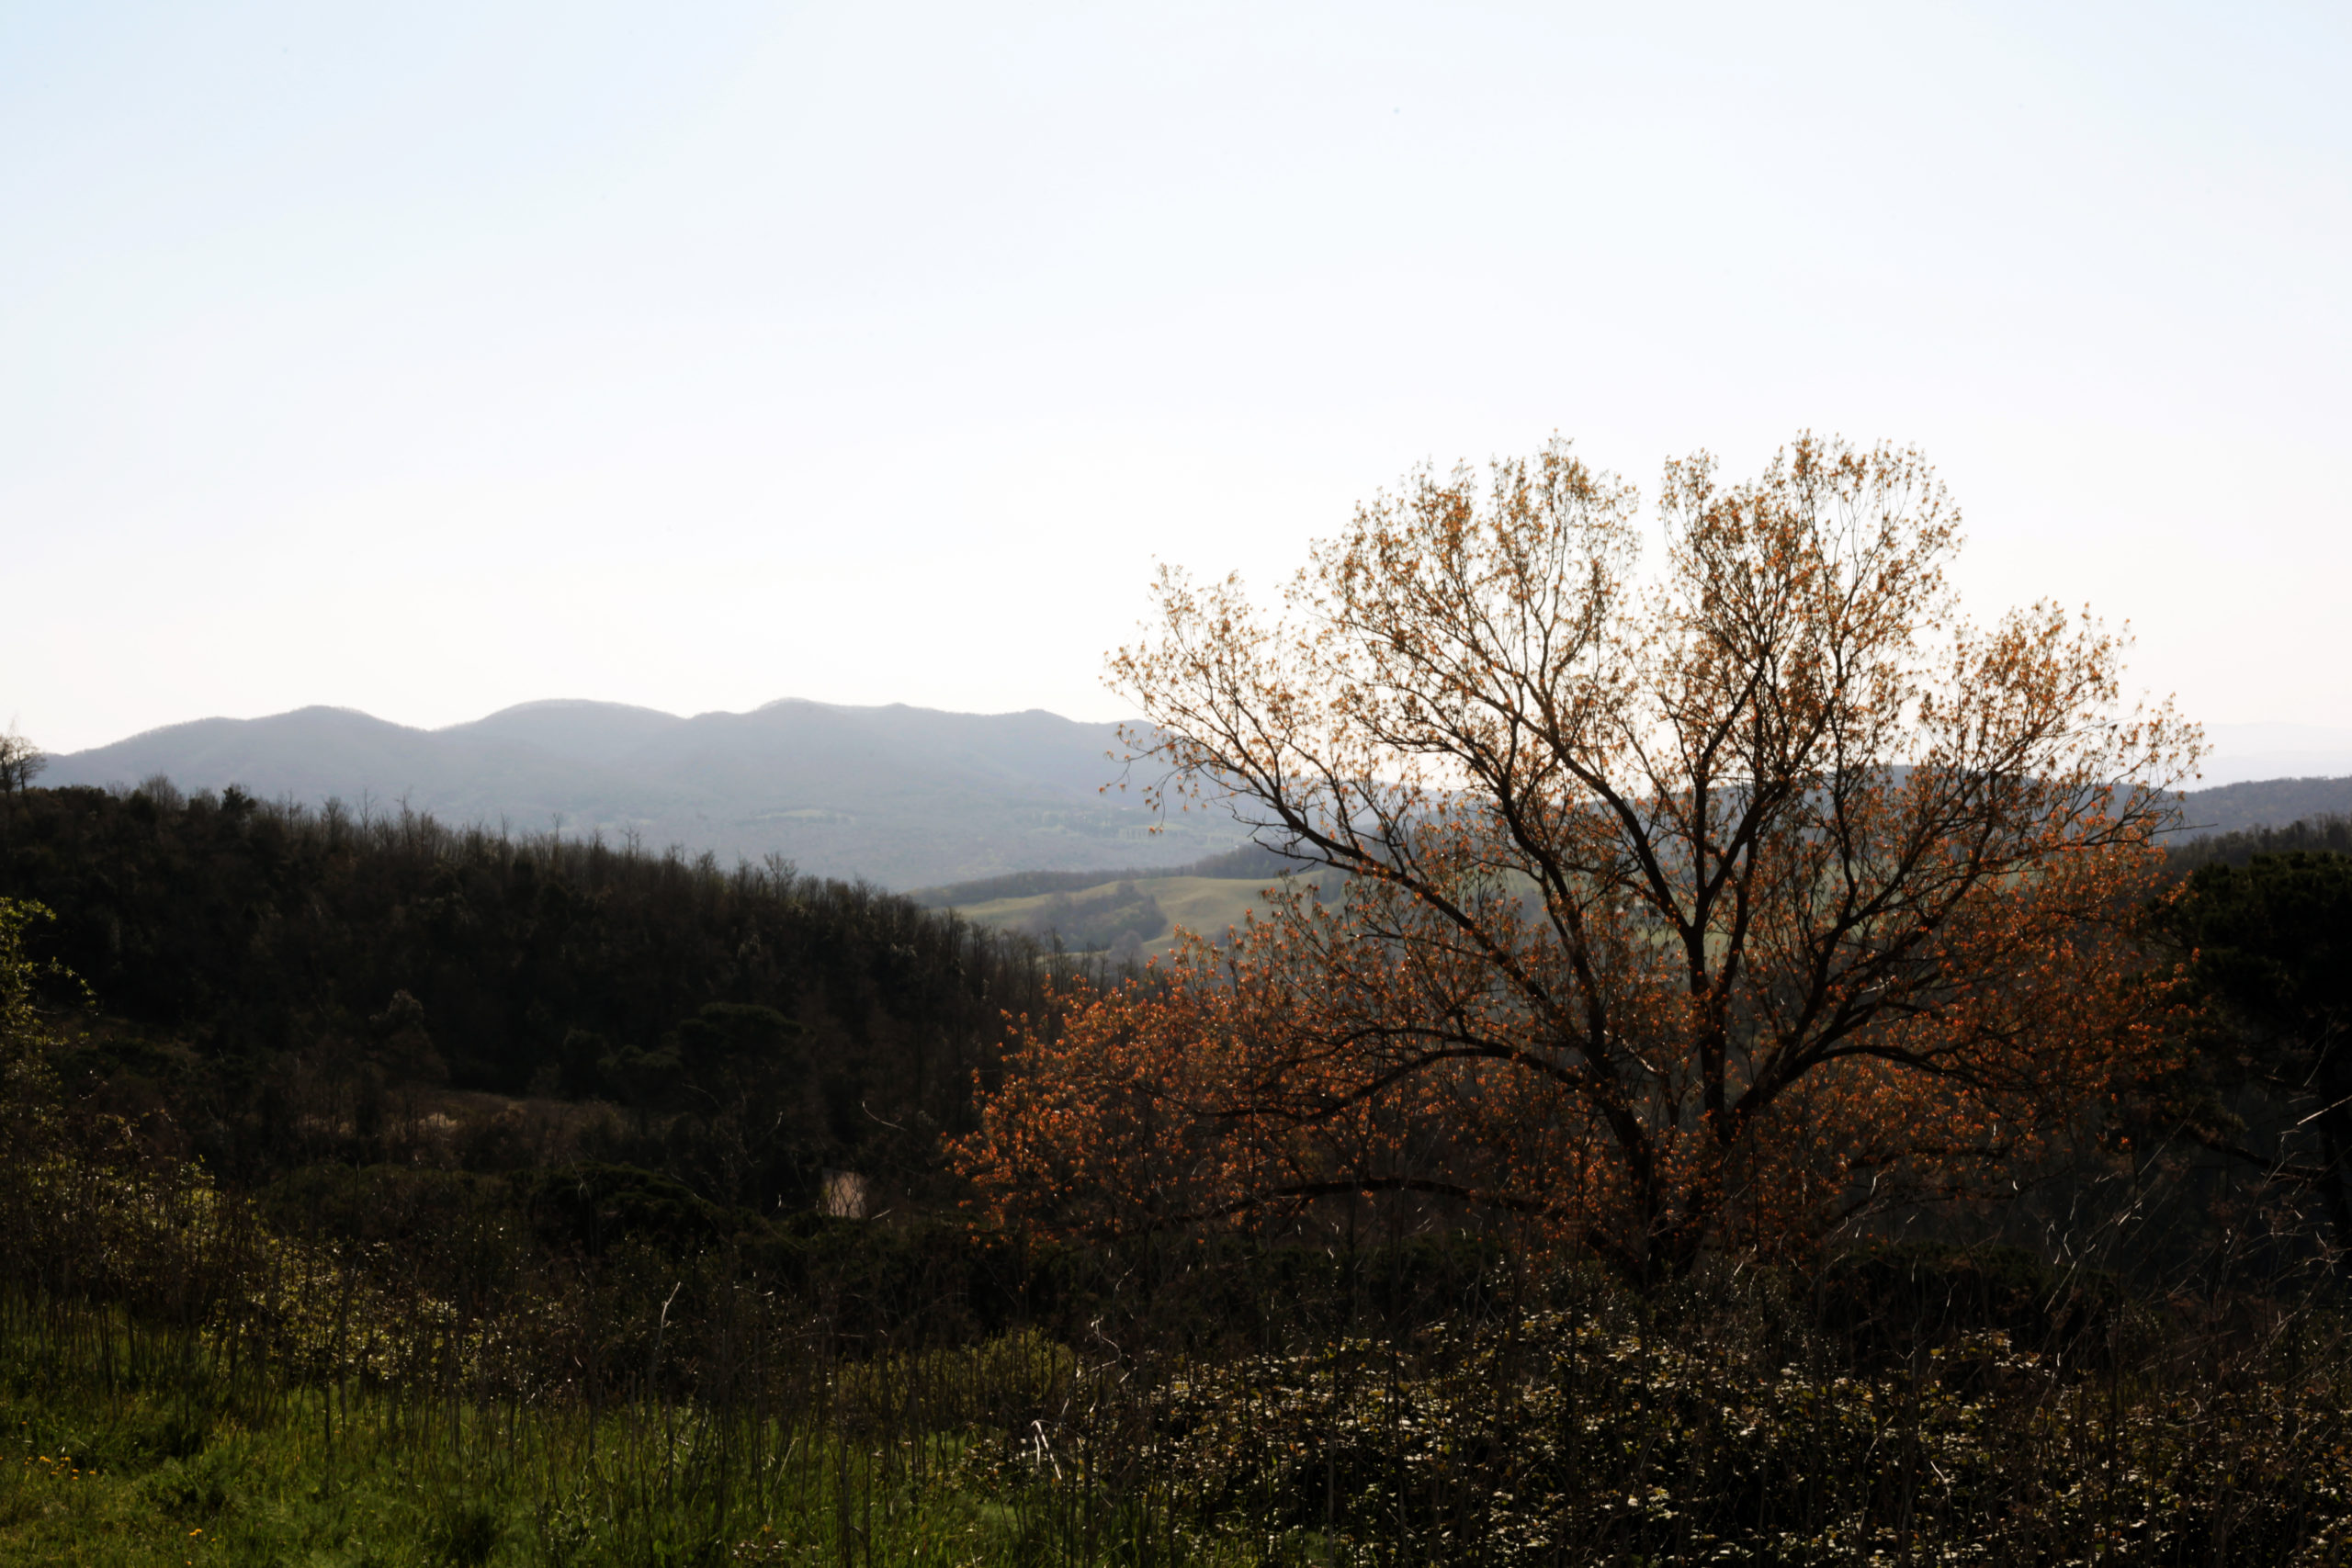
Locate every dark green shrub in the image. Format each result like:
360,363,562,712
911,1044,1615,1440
433,1499,502,1567
136,1444,246,1520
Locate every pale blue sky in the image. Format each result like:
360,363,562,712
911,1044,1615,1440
6,2,2347,758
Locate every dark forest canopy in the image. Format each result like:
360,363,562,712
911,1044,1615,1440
0,780,1082,1216
2158,812,2352,880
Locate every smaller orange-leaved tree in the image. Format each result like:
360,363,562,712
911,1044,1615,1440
956,436,2196,1283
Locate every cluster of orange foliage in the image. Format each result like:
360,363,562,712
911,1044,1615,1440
954,436,2197,1282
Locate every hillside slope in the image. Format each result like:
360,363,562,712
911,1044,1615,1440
2176,774,2352,838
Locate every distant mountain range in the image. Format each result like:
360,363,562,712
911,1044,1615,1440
42,700,1242,890
40,702,2352,890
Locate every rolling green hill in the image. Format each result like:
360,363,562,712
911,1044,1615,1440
954,872,1329,960
927,842,1334,958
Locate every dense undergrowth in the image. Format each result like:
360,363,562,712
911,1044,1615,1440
9,1110,2352,1566
7,788,2352,1562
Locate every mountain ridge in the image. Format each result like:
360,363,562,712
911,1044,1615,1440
43,698,1235,890
44,700,2352,891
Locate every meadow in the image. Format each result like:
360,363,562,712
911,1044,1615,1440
948,875,1281,964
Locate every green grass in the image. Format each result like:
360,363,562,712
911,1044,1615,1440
11,1007,2352,1565
0,1372,514,1568
0,1318,1329,1568
13,1260,2352,1566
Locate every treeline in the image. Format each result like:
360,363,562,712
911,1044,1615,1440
2160,810,2352,878
0,780,1070,1216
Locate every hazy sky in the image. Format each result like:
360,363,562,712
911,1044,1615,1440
7,2,2347,755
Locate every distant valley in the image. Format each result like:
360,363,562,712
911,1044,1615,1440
921,773,2352,954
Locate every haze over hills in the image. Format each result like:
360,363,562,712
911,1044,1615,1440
43,699,1243,890
41,701,2352,893
2199,723,2352,787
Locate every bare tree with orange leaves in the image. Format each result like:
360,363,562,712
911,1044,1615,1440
957,435,2198,1283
